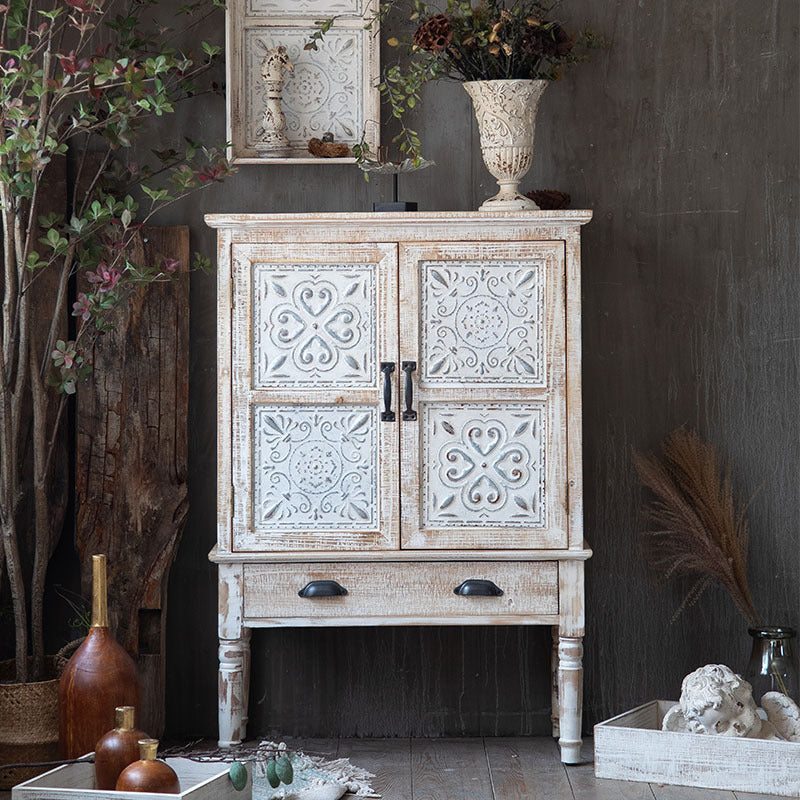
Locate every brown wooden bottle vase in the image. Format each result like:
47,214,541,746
116,739,180,793
94,706,148,790
58,555,142,759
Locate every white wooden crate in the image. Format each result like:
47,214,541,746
11,757,250,799
594,700,800,797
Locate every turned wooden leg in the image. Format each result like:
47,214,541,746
218,634,250,747
557,635,584,764
551,625,560,738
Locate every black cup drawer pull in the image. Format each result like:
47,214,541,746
453,579,504,597
298,580,348,598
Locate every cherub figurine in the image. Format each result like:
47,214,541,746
663,664,800,741
255,43,293,157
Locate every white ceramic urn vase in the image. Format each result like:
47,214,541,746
463,79,548,211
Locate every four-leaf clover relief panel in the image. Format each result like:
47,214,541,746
210,212,592,766
230,240,565,552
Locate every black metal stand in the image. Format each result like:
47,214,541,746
373,173,417,212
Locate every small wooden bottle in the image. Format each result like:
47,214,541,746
116,739,180,793
59,554,141,758
94,706,148,789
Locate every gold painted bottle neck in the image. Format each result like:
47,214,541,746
115,706,135,731
138,739,159,761
91,554,109,628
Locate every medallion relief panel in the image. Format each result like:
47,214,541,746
253,404,378,530
252,261,376,388
245,28,364,149
423,402,547,529
420,260,546,386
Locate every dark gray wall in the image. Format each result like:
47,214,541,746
159,0,800,737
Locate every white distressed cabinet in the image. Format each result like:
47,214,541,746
207,211,592,763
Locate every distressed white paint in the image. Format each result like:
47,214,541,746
252,404,379,530
422,401,547,530
12,759,251,799
210,212,591,762
463,79,547,211
242,561,558,619
252,261,376,388
226,1,380,162
420,259,546,386
594,700,800,796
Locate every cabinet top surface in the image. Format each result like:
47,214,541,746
205,210,593,229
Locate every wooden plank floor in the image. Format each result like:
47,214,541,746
289,737,781,800
1,738,783,799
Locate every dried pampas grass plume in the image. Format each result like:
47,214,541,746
633,427,760,626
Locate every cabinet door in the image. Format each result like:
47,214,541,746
230,243,399,551
399,242,568,550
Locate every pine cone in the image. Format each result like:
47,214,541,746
413,14,453,53
526,190,571,210
521,21,573,60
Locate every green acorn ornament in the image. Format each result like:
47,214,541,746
228,761,248,791
265,759,280,789
275,755,293,784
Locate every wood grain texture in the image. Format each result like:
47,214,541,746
226,241,399,554
75,227,189,736
57,627,141,759
242,562,558,620
411,738,493,800
595,701,800,797
485,736,574,800
159,0,799,740
337,738,412,800
652,788,735,800
12,758,248,799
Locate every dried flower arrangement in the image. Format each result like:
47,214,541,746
308,0,604,165
634,427,760,625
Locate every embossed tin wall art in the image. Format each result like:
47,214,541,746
226,0,380,163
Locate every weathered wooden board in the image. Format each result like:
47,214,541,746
337,738,412,800
411,738,493,800
12,758,248,800
484,736,574,800
595,701,800,797
76,226,190,736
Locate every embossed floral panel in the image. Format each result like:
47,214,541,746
246,0,362,15
252,261,377,388
423,402,547,530
244,27,365,150
420,260,546,387
252,404,378,531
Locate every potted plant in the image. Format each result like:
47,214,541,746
0,0,233,782
311,0,604,207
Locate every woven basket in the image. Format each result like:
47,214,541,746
0,655,64,789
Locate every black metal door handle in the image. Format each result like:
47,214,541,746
453,579,504,597
380,362,395,422
298,580,348,598
402,361,417,421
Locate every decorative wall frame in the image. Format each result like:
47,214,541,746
226,0,380,164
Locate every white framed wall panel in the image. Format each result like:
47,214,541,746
226,0,380,163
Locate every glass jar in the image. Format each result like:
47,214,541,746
745,626,798,704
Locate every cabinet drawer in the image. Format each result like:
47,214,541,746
243,561,558,621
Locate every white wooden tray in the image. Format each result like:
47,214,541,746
11,757,250,799
594,700,800,797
